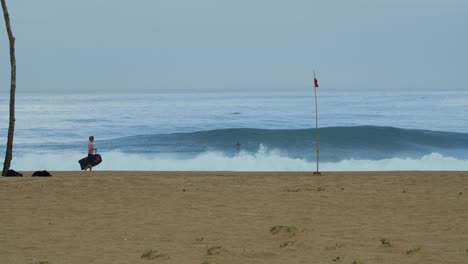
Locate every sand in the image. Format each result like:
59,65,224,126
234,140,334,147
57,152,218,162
1,171,468,264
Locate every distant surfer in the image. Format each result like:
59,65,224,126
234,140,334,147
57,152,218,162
85,136,96,171
236,142,241,155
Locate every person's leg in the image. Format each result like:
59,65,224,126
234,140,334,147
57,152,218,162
86,154,93,171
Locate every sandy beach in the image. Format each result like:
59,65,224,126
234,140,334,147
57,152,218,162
1,171,467,264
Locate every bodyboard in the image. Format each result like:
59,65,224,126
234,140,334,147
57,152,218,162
79,154,102,170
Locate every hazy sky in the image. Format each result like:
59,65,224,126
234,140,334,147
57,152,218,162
0,0,467,92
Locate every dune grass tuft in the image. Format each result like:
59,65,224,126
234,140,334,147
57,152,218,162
141,249,170,260
380,238,392,247
270,225,299,235
406,246,422,255
207,246,222,255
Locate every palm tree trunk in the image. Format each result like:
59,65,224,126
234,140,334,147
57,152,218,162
1,0,16,176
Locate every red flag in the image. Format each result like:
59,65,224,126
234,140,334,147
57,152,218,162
314,77,319,88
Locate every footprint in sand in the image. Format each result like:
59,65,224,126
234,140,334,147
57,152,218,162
332,256,341,262
279,240,295,248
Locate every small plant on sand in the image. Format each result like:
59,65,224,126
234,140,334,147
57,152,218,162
380,238,392,247
352,260,364,264
34,262,50,264
270,225,299,236
201,260,210,264
141,249,170,260
406,246,422,255
207,246,222,255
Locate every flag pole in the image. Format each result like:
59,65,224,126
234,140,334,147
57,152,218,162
313,71,321,175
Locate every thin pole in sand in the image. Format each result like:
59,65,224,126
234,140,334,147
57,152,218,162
313,71,321,175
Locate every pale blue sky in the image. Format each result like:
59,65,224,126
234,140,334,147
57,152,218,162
1,0,467,92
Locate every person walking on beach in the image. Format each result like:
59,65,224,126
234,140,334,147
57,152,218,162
85,136,96,171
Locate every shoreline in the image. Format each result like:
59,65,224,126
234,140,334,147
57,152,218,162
3,170,468,176
1,171,467,264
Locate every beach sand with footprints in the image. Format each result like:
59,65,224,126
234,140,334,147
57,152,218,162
1,171,468,264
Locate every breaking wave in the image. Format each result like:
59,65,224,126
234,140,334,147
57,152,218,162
98,126,468,161
5,126,468,171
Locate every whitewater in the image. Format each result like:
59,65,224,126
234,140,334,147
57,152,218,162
1,90,468,171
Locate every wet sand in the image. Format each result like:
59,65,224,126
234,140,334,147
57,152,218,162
1,171,468,264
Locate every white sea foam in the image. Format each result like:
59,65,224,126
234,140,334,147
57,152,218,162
10,151,468,172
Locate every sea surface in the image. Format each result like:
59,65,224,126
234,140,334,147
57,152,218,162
1,90,468,171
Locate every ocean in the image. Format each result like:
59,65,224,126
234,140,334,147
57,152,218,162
1,90,468,171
